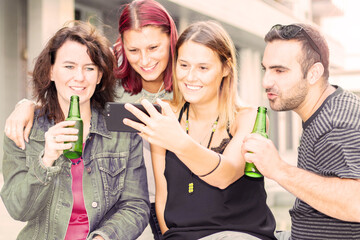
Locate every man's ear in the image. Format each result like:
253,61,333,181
307,62,324,85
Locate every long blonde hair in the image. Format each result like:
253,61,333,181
172,21,240,129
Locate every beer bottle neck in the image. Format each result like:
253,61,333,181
67,95,81,118
252,107,267,134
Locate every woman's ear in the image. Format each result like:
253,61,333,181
50,66,54,81
97,71,103,84
222,60,231,78
307,62,324,85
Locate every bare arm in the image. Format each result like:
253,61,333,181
124,99,257,189
168,109,255,189
5,99,36,149
277,162,360,222
242,133,360,222
151,144,169,234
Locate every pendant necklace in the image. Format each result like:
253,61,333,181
185,103,219,194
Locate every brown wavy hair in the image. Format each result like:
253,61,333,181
32,21,117,122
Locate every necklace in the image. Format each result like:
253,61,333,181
185,104,219,148
151,81,164,102
185,117,219,148
136,81,164,103
184,103,219,194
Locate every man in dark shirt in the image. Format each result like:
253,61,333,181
242,23,360,239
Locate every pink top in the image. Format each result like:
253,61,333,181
64,156,89,240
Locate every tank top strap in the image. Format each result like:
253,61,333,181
178,102,190,122
226,122,233,139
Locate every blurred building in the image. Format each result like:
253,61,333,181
0,0,346,235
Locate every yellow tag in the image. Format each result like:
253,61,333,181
188,182,194,193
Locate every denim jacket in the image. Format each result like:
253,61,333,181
1,107,150,240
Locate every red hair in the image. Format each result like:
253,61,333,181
114,0,178,95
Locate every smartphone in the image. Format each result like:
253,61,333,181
105,102,161,132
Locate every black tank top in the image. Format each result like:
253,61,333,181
163,103,276,240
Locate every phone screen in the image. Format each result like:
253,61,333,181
104,102,161,132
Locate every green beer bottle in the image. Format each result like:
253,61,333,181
63,95,83,159
244,106,267,178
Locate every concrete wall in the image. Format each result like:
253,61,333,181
0,0,28,171
27,0,75,76
0,1,4,171
0,0,74,171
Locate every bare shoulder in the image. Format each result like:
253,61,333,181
232,106,258,135
237,106,257,118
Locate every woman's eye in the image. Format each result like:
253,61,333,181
65,65,74,69
86,67,95,71
150,46,158,50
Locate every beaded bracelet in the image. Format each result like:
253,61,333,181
198,153,222,178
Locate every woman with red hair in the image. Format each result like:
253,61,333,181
4,1,178,239
114,0,177,98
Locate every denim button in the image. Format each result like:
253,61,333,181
92,201,98,208
87,167,91,173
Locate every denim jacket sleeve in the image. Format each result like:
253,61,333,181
0,135,61,221
88,133,150,240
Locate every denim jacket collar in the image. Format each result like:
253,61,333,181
30,106,112,142
88,107,112,139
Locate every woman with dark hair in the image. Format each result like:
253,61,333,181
6,0,177,142
4,1,178,239
0,22,149,240
125,21,276,240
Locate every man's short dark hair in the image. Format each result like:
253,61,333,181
265,23,329,80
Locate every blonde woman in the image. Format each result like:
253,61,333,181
125,21,276,240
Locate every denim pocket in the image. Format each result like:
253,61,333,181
97,152,128,196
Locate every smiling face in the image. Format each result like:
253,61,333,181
50,40,102,113
262,39,309,111
176,40,228,106
123,26,170,84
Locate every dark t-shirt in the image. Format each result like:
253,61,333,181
291,86,360,239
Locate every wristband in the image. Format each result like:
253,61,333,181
197,153,222,178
